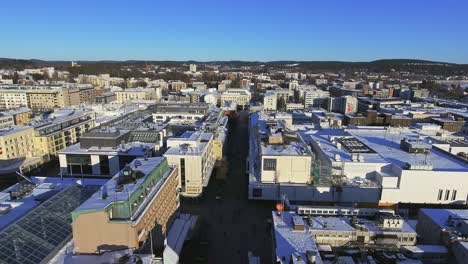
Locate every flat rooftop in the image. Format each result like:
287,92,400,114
165,131,212,156
0,125,32,136
308,127,468,172
261,140,311,156
420,208,468,231
60,142,154,156
74,157,168,212
309,216,355,232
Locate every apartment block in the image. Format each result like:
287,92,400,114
32,110,95,156
0,90,28,110
0,126,37,160
0,85,96,111
71,157,179,254
170,81,187,92
0,114,15,130
115,88,155,104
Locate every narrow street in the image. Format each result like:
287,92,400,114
180,111,274,264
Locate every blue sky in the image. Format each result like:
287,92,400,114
1,0,467,63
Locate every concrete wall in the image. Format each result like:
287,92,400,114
248,182,381,203
261,155,312,184
381,167,468,204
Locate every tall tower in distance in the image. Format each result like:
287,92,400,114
189,63,197,72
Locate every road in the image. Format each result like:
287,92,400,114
180,111,274,264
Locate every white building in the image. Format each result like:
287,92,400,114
285,103,304,111
300,86,330,108
248,112,315,200
164,131,216,197
263,91,277,111
220,88,251,107
288,80,299,90
189,64,197,73
0,90,28,110
249,113,468,205
308,127,468,205
114,88,155,104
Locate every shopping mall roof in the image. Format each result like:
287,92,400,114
0,182,101,264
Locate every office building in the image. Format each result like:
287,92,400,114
248,112,314,199
249,111,468,205
164,131,216,197
71,157,179,254
309,214,416,247
152,102,209,122
220,88,251,107
327,96,358,114
344,110,413,127
300,86,330,108
59,129,155,178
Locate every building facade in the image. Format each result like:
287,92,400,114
71,157,179,254
220,88,251,107
164,131,216,197
33,110,96,157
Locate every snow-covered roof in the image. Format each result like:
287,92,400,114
272,211,323,264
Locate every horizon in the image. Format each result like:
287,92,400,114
1,57,465,65
1,0,468,63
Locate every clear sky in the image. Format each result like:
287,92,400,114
1,0,467,63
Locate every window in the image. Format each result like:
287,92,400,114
452,190,457,201
263,158,277,171
445,190,450,201
437,189,443,201
180,158,186,188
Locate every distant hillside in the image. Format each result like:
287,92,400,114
1,58,467,76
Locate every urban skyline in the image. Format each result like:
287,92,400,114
1,1,468,264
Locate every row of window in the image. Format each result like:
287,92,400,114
437,189,457,201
